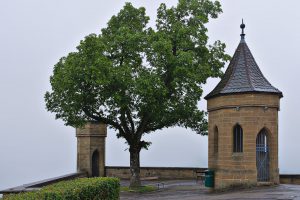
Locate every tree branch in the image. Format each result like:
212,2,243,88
143,115,177,134
82,107,128,140
119,108,132,134
136,114,150,136
126,109,135,133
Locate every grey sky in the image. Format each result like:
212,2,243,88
0,0,299,191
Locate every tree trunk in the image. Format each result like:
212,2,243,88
129,146,141,188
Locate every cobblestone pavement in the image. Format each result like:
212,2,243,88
120,180,300,200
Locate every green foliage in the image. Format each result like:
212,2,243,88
4,177,120,200
45,1,230,186
45,0,230,144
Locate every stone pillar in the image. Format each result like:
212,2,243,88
76,122,107,177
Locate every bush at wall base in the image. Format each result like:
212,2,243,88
4,177,120,200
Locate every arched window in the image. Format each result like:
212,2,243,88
214,126,218,154
92,150,99,177
233,124,243,152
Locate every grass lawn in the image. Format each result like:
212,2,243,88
121,185,157,193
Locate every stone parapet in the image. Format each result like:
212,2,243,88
105,166,207,180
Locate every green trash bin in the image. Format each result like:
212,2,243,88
204,170,214,187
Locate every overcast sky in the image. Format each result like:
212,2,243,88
0,0,299,191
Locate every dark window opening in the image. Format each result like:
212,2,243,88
233,124,243,152
214,126,218,154
92,150,99,177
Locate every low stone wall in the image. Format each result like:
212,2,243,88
106,167,300,185
280,174,300,185
0,172,87,195
105,166,206,179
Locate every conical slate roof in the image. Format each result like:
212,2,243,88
205,23,283,100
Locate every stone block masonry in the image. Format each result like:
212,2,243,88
76,122,107,177
207,93,280,190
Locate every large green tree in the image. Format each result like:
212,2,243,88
45,0,229,188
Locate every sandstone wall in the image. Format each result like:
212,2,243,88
207,93,281,189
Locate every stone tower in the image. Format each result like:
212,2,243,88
205,22,283,190
76,122,107,177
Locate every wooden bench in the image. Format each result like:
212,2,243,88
195,170,205,183
140,176,159,181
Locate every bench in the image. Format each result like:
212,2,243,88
195,170,205,183
140,176,159,181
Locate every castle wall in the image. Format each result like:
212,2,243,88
105,166,206,180
207,93,280,189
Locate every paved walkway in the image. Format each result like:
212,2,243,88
120,180,300,200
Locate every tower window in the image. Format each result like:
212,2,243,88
233,124,243,152
214,126,218,154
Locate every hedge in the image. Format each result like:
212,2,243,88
4,177,120,200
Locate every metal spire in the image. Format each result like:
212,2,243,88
240,19,246,41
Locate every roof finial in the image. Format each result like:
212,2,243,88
240,19,245,41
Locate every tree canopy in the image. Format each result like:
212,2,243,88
45,0,230,187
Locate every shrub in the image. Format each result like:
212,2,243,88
4,177,120,200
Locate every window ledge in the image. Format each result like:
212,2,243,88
232,152,244,160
